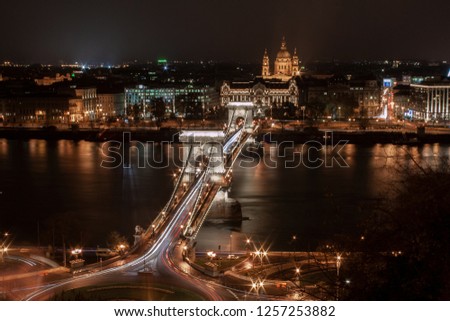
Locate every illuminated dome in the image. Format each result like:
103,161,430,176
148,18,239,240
261,36,300,80
276,37,291,59
276,49,291,59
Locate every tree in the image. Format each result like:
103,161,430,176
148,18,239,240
107,231,129,253
341,158,450,300
306,99,327,121
151,98,166,120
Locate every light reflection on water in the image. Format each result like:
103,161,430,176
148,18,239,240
0,139,448,251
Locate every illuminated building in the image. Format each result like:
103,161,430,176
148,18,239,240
62,87,98,122
97,93,125,119
220,79,299,116
35,73,72,86
304,75,380,118
262,36,300,81
410,82,450,121
220,37,300,115
0,94,74,124
124,84,218,117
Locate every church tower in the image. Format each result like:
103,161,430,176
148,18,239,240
261,36,300,81
262,48,270,77
292,47,300,76
274,36,292,79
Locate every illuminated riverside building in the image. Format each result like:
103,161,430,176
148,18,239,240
0,94,73,123
124,84,218,117
220,37,300,115
0,87,98,124
68,87,97,122
410,82,450,121
97,92,125,119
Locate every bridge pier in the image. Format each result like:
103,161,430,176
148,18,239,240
207,189,242,222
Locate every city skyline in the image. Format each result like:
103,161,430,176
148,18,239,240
1,0,450,64
1,0,450,307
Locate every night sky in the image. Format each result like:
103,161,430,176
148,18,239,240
1,0,449,64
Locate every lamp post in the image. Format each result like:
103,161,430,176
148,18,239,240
256,247,267,267
336,254,341,277
251,279,264,297
292,235,297,259
0,233,6,263
118,244,126,255
229,234,232,258
245,238,251,254
71,248,82,260
338,106,341,121
336,254,342,300
301,106,306,123
295,267,301,287
207,251,216,261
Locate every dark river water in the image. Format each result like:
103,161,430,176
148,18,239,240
1,138,449,252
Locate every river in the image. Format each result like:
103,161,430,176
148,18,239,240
0,138,448,252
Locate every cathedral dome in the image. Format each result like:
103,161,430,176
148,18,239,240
276,36,291,59
276,49,291,59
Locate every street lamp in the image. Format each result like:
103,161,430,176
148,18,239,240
295,267,301,286
245,238,251,254
0,233,9,263
336,254,342,301
301,106,306,123
254,247,267,266
251,278,265,297
118,243,127,255
71,248,82,260
336,254,341,277
207,251,216,260
229,234,232,258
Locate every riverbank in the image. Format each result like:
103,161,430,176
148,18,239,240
0,127,179,142
1,126,450,144
257,128,450,144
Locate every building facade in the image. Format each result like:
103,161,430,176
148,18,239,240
305,77,381,118
59,87,98,122
97,93,125,119
35,73,72,86
0,94,74,124
221,37,301,116
124,84,218,118
220,78,299,116
410,82,450,121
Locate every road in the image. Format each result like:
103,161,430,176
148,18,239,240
22,128,251,301
5,122,255,301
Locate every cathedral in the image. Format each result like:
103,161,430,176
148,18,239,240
220,37,301,114
262,36,301,81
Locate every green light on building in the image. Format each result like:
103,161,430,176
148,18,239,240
157,59,168,65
